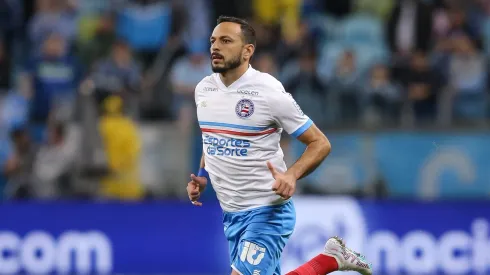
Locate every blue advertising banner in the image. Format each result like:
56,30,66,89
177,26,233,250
374,132,490,198
290,131,490,198
1,198,489,275
283,197,490,275
289,133,369,194
0,201,230,275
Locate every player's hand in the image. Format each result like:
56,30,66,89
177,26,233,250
267,161,296,200
187,174,207,206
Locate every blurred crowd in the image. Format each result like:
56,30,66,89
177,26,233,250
1,0,490,201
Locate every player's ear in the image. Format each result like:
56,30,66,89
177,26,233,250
243,44,255,61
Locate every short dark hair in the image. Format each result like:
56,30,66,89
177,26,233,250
217,16,256,47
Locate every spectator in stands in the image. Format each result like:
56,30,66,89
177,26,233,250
449,35,487,119
433,7,482,60
211,0,252,22
90,40,141,113
78,14,117,68
252,0,301,50
275,22,312,68
3,127,37,199
330,50,362,124
404,52,440,123
247,18,280,56
432,1,451,40
450,36,486,93
116,0,185,69
0,137,10,200
363,63,402,125
0,75,22,199
77,0,129,15
354,0,394,21
0,40,10,95
283,50,329,127
0,86,29,132
28,0,78,55
180,0,211,55
387,0,433,84
22,32,82,136
170,45,211,133
462,1,487,44
32,121,76,198
98,95,144,200
318,0,352,17
0,89,29,200
387,0,433,56
446,8,481,45
253,52,278,77
0,0,21,67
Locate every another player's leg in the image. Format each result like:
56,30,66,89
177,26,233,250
286,236,372,275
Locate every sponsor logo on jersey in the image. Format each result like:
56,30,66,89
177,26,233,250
204,87,218,92
237,90,259,96
235,99,255,119
203,135,250,156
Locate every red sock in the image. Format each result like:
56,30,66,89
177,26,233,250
286,254,339,275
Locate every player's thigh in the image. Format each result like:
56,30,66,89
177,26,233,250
231,230,290,275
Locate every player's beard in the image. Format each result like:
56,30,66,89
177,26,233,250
211,52,242,73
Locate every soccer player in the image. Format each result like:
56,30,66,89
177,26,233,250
187,16,372,275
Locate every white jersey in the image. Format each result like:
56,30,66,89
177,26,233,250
195,66,312,212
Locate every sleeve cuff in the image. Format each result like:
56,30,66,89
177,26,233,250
291,119,313,138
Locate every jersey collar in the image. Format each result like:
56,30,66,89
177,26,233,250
215,65,254,90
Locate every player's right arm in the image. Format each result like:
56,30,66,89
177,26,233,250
187,81,209,206
187,153,208,206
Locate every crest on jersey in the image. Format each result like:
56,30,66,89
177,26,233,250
235,99,255,119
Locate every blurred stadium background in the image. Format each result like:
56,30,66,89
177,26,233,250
1,0,490,274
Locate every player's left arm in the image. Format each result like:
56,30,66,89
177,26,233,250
286,124,331,180
266,81,331,198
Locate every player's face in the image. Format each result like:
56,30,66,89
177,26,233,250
210,22,245,73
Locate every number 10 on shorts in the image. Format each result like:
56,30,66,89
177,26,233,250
240,241,266,265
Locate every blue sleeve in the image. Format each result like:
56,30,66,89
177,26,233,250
291,119,314,138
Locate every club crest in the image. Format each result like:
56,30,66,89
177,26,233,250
235,99,255,119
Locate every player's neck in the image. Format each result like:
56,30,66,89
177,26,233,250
219,63,249,87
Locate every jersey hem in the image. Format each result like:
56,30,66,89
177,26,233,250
221,199,291,214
